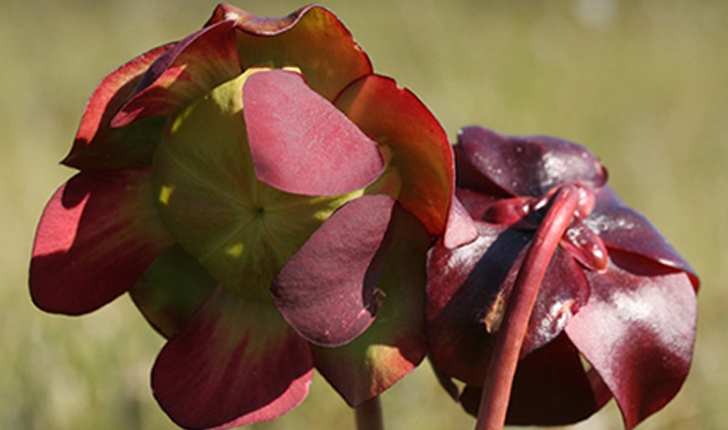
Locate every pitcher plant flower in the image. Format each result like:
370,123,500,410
29,3,459,428
426,126,698,429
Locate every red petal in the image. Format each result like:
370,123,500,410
457,126,607,198
271,195,396,347
443,196,479,249
336,75,453,235
129,245,217,338
460,333,609,425
152,287,313,429
209,4,372,101
244,69,383,196
112,20,241,127
63,44,173,169
588,186,698,287
561,220,609,272
565,259,697,429
311,204,430,405
30,170,174,314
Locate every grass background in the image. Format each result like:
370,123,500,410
1,0,726,428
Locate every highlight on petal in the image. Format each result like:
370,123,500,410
457,126,607,198
63,44,173,170
243,69,384,197
129,245,217,338
565,259,697,429
152,287,313,429
443,196,479,249
271,195,397,347
311,203,430,405
210,3,372,101
30,170,174,314
112,20,241,127
336,74,454,235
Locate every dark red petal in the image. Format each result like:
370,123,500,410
460,333,609,425
30,170,174,314
457,126,607,198
565,259,697,429
588,186,698,287
243,69,383,196
209,4,372,101
336,74,453,235
63,44,173,169
312,205,430,405
112,20,241,127
152,287,313,429
271,195,396,347
129,245,217,338
561,220,609,272
443,196,479,249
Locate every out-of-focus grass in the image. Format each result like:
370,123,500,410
1,0,725,429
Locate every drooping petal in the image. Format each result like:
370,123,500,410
30,170,174,314
311,204,430,405
271,195,397,347
112,20,241,127
208,3,372,101
243,69,383,196
561,220,609,272
337,75,453,235
129,245,217,338
152,287,313,429
153,72,358,293
443,196,479,249
62,44,172,170
460,334,609,425
457,126,607,198
565,259,697,429
587,186,698,287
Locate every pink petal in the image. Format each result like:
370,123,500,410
271,195,396,347
311,204,430,405
208,4,373,101
565,259,697,429
152,287,313,429
30,170,174,314
443,196,479,249
129,245,217,338
243,69,383,196
336,74,454,235
112,20,241,127
457,126,607,198
63,44,173,169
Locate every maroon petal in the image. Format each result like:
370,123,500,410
460,333,609,425
152,287,313,429
561,220,609,272
271,195,396,347
30,170,174,314
63,44,173,170
243,69,383,196
443,195,479,249
129,245,217,338
588,186,698,286
457,126,607,198
565,259,697,429
112,20,241,127
312,205,430,405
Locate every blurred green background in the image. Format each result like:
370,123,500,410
1,0,725,428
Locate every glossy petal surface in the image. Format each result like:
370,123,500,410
565,259,697,429
311,204,430,405
337,75,453,235
63,44,172,169
244,69,383,196
152,287,313,429
113,20,241,127
30,170,174,314
272,195,396,347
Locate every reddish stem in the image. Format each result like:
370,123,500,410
474,185,579,430
355,396,384,430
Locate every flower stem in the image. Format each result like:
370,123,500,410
355,396,384,430
474,185,579,430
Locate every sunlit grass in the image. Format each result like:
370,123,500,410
2,0,726,428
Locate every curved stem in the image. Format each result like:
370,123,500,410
355,396,384,430
474,185,579,430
